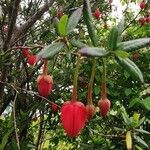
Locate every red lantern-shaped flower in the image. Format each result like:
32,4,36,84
98,98,111,117
27,55,37,65
61,101,87,137
37,75,53,97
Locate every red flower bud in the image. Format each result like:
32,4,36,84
98,98,111,117
139,17,146,26
37,75,53,97
86,104,95,121
22,48,30,58
27,55,37,65
51,103,58,112
61,101,87,137
140,1,146,10
93,8,101,20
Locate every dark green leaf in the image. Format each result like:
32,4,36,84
129,98,142,108
83,0,98,46
79,47,109,57
117,57,144,83
117,38,150,51
66,7,83,34
37,42,64,59
70,39,87,48
107,27,119,51
58,15,68,36
0,128,14,150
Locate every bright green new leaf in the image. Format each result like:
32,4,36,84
79,47,109,57
67,7,83,34
114,50,129,58
126,131,132,150
117,38,150,51
117,57,144,83
58,15,68,36
37,42,64,59
133,113,140,127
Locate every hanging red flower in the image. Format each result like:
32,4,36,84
37,75,53,97
98,98,111,117
27,55,37,65
61,101,87,137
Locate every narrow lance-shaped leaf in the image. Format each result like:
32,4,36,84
126,131,132,150
53,17,59,35
135,129,150,135
58,15,68,36
134,136,149,148
37,42,64,59
117,57,144,83
83,0,98,46
66,7,83,34
107,26,119,51
79,47,109,57
117,38,150,51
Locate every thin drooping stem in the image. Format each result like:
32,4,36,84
43,59,48,75
87,59,96,104
71,55,81,102
101,58,107,100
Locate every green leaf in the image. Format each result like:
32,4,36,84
66,7,83,34
58,15,68,36
37,42,64,59
114,50,129,58
0,128,14,150
117,57,144,83
125,88,132,96
135,129,150,135
135,145,143,150
117,38,150,51
129,98,142,108
70,39,87,48
53,17,59,35
107,27,119,51
83,0,98,46
79,47,109,57
134,136,149,148
142,97,150,110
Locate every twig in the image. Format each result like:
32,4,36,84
12,90,20,150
